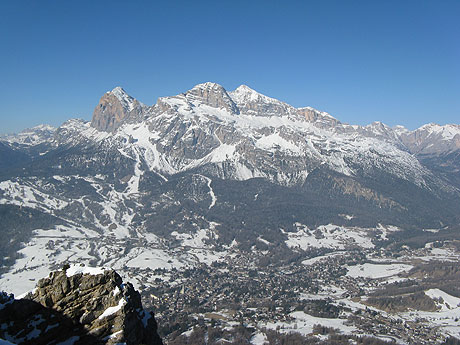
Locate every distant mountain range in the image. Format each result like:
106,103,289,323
0,82,459,294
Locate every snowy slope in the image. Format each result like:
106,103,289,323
82,82,446,191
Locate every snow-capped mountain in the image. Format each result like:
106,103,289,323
1,124,56,146
399,123,460,155
2,82,460,225
0,82,460,297
2,82,460,345
84,82,458,192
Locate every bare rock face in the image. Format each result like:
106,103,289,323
185,82,240,114
91,87,146,132
0,267,163,345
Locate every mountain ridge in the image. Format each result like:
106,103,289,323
1,82,460,345
2,82,460,197
4,82,459,156
1,82,460,276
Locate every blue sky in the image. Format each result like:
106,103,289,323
0,0,458,134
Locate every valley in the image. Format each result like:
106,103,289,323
1,82,460,344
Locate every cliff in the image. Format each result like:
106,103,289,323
0,266,162,345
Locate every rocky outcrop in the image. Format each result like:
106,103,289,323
0,266,162,345
296,107,339,127
91,87,146,132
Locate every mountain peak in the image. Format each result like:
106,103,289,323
1,124,57,146
91,87,144,132
191,82,226,91
110,86,126,93
234,84,256,92
231,84,279,104
107,86,136,109
228,84,294,117
184,82,239,114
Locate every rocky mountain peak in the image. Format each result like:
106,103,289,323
0,266,163,345
191,81,225,91
365,121,394,135
111,86,126,94
109,87,138,112
399,122,460,155
184,82,240,114
296,107,339,127
228,85,294,117
230,84,279,105
91,87,145,132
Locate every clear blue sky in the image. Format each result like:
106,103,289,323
0,0,458,134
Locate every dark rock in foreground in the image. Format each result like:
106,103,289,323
0,266,163,345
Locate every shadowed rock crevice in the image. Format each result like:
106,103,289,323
0,292,103,345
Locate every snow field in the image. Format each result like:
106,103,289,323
285,223,374,251
346,263,413,279
261,311,357,337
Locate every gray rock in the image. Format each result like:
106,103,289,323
0,267,163,345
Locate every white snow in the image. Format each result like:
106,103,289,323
418,123,460,141
112,286,121,297
66,265,108,277
425,289,460,310
151,86,429,184
250,331,268,345
284,223,374,251
0,217,231,296
203,176,217,209
98,298,127,319
171,229,211,248
1,124,56,146
186,248,226,265
208,144,236,162
110,87,140,112
302,251,345,266
0,180,69,210
118,122,176,177
257,237,271,245
69,80,446,190
376,224,401,241
346,263,413,279
102,330,123,341
262,311,357,337
230,84,281,105
123,247,184,270
256,132,301,154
